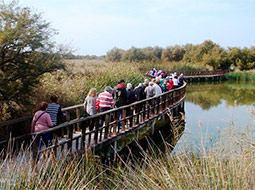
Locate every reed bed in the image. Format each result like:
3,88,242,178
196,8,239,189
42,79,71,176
138,61,209,74
35,60,145,107
225,70,255,81
1,123,255,189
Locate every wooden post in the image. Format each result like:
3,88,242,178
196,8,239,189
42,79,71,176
122,108,126,132
52,131,58,157
113,111,117,136
67,124,74,151
104,113,110,139
94,119,100,145
76,108,81,131
66,112,70,122
81,120,87,150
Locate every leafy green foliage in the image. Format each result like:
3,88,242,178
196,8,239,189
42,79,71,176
0,1,64,120
105,40,255,71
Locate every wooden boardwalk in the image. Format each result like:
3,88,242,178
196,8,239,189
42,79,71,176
149,69,228,81
0,83,186,156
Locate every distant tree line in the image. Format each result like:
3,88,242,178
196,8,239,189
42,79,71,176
105,40,255,71
63,53,104,60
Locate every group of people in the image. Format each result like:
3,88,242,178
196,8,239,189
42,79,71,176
31,72,185,150
31,95,63,150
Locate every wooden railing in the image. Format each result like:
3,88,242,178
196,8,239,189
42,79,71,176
0,103,85,146
0,83,186,155
176,70,228,77
149,69,229,77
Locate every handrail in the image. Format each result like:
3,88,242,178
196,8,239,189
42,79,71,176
0,82,186,154
33,83,186,135
149,69,228,77
0,104,84,128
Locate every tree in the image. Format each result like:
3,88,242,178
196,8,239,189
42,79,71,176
105,47,124,62
122,47,146,62
0,1,64,120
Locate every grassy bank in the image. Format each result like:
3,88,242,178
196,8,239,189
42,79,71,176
1,124,255,189
225,70,255,81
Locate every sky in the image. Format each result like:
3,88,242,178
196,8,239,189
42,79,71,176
15,0,255,55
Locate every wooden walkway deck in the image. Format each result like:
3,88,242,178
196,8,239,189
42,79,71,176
0,83,186,157
149,69,228,81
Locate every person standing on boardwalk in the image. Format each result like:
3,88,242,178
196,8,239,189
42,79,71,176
47,95,64,126
113,79,127,128
84,88,97,131
31,102,54,154
144,81,155,98
126,83,136,127
154,78,163,97
168,76,174,90
178,73,185,86
134,83,146,101
173,73,179,88
96,86,114,126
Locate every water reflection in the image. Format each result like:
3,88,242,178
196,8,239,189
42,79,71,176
186,81,255,110
175,81,255,151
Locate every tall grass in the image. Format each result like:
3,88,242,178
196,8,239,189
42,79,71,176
34,60,145,107
138,61,209,74
2,123,255,189
225,70,255,81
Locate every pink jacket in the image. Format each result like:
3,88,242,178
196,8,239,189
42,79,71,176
31,110,54,133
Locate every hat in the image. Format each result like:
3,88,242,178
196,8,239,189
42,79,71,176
118,79,125,84
149,82,154,86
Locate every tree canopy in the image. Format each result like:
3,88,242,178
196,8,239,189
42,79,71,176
0,1,64,120
105,40,255,71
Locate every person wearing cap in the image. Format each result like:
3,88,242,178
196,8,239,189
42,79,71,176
113,79,127,108
113,79,128,129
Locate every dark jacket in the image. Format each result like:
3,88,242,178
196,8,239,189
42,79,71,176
126,89,136,105
113,84,127,107
134,86,146,101
178,76,184,86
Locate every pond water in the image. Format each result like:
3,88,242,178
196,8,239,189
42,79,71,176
176,81,255,150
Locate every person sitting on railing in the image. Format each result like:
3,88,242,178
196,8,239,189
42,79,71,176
48,95,64,126
84,88,97,131
31,102,54,151
97,86,114,126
